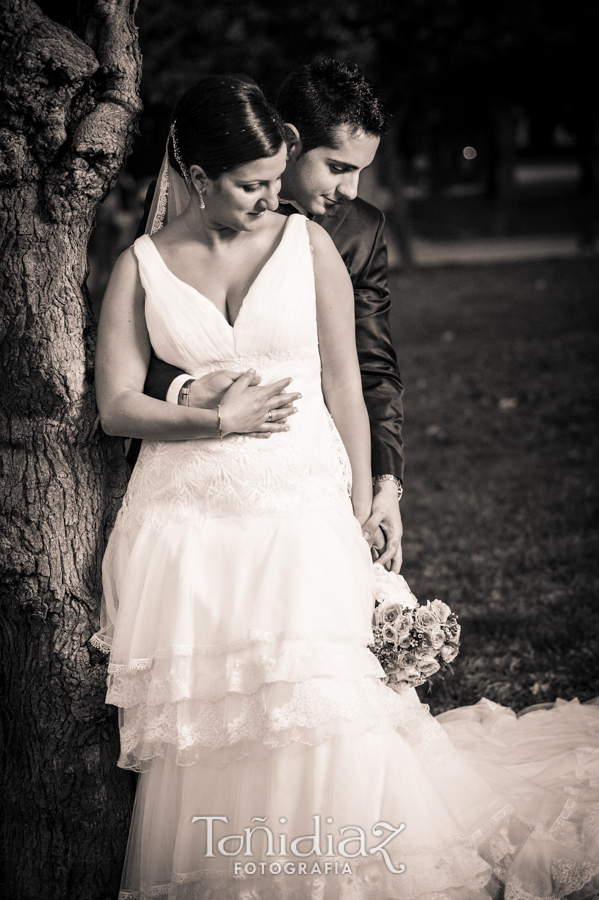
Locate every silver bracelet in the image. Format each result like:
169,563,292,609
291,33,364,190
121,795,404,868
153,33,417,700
178,378,195,406
216,404,224,441
372,473,403,502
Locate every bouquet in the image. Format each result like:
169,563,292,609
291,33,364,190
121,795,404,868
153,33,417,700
369,563,460,693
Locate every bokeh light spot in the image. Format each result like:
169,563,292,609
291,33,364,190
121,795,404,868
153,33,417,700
463,146,477,160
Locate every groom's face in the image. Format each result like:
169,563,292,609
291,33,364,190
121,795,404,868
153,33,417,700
282,124,380,216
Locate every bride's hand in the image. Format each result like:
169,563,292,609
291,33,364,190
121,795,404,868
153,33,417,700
353,503,372,531
187,370,262,409
369,527,386,563
361,482,403,572
218,369,301,438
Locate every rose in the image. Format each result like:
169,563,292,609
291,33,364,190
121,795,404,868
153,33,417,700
398,634,413,649
382,624,398,644
381,602,403,625
396,650,418,668
414,607,438,634
395,612,412,637
429,626,446,651
428,599,451,624
418,657,441,678
374,601,403,627
440,644,459,664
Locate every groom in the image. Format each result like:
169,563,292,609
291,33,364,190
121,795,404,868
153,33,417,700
136,59,404,571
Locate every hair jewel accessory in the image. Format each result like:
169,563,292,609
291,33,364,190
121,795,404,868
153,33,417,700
170,120,189,181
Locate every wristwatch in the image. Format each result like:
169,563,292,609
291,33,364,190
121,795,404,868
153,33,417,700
372,474,403,502
178,378,195,406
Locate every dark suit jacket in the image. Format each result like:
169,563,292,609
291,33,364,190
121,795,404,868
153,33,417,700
134,186,404,480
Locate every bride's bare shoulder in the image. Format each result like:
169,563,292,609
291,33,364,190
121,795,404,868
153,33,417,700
306,219,338,259
266,209,289,228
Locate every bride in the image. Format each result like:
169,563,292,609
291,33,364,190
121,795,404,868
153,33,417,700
93,75,599,899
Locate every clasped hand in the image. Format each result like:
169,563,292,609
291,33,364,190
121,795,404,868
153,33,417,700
187,369,301,438
360,480,403,573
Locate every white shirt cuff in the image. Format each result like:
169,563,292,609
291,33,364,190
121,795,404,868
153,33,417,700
166,373,193,405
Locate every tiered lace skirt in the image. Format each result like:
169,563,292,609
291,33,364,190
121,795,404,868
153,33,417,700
94,436,599,899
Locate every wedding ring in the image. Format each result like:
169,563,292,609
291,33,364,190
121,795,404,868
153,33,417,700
267,410,272,422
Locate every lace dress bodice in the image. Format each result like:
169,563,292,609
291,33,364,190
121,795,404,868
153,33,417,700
118,216,352,531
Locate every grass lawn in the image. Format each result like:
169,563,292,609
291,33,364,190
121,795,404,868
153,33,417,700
388,256,599,715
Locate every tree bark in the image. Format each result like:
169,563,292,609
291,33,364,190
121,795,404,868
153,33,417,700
0,2,142,897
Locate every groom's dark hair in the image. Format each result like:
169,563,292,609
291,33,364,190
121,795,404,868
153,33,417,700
276,59,388,154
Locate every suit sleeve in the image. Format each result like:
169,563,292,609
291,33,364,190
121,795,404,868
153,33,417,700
353,213,404,482
135,179,187,402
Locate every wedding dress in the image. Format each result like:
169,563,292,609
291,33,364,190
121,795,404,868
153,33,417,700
93,214,599,900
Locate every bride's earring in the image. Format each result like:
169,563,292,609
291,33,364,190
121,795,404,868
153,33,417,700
198,188,205,210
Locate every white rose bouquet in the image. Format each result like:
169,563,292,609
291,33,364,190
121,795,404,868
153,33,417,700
369,564,460,693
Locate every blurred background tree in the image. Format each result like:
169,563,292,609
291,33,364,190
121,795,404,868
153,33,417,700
129,0,595,177
83,0,596,292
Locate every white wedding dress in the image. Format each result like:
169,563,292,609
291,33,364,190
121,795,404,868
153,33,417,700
93,215,599,900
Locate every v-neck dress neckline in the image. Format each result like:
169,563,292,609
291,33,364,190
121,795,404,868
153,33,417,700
145,215,293,329
133,212,318,369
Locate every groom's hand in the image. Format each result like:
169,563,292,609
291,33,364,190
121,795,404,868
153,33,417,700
188,370,262,409
361,480,403,572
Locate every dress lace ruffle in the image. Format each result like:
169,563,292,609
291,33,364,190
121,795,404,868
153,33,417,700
105,639,384,703
114,676,450,770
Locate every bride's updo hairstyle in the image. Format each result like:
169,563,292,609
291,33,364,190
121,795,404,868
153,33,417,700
168,75,285,180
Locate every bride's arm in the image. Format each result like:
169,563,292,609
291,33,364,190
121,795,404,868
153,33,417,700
95,248,297,440
309,221,372,526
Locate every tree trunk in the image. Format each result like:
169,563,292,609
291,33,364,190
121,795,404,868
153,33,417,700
0,2,142,897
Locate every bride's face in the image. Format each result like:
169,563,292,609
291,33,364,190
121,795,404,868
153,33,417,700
198,146,287,231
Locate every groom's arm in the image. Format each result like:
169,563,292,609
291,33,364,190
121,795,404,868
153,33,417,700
136,179,188,403
352,210,404,484
346,203,404,572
